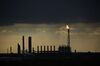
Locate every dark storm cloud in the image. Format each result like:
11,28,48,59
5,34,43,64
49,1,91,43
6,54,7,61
0,0,100,25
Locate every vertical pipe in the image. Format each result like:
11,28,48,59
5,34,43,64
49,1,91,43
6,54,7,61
67,25,71,52
54,46,55,52
40,45,42,53
28,36,32,53
33,47,34,53
50,46,52,51
67,27,70,47
44,46,46,53
17,43,21,54
22,36,25,54
47,45,49,52
37,46,39,53
10,46,12,53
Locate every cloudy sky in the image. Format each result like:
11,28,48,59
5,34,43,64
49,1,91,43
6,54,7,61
0,0,100,53
0,0,100,25
0,23,100,53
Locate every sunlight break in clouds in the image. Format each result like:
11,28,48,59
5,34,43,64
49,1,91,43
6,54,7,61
0,23,100,53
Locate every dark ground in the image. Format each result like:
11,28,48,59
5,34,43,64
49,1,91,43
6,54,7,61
0,52,100,66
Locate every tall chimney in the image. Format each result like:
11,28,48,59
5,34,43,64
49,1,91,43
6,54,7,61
10,46,12,53
37,46,39,53
32,47,34,53
47,45,49,51
40,46,42,53
66,25,70,47
44,46,46,52
66,25,71,52
50,46,52,51
22,36,25,54
28,36,32,53
53,46,55,51
17,43,21,54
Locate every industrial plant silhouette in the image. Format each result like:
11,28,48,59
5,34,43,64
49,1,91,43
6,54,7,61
0,25,100,66
13,25,71,54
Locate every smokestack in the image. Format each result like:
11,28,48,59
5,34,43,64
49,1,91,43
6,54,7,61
28,36,32,53
32,47,34,53
66,25,71,52
17,43,21,54
22,36,25,54
66,25,70,47
53,46,55,51
47,45,49,51
50,46,52,51
37,46,39,53
10,46,12,53
40,46,42,53
44,46,46,52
